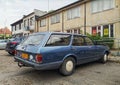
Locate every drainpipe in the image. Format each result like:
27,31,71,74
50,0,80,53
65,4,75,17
48,17,49,31
84,2,86,35
62,12,64,32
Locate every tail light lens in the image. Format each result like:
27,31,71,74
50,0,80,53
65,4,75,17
14,50,17,55
11,42,17,45
36,54,42,63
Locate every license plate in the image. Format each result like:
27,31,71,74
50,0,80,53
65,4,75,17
21,53,29,59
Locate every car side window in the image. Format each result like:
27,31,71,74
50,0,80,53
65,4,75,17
72,35,84,46
84,37,94,46
45,34,71,46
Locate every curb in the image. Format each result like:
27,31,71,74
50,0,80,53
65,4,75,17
108,56,120,63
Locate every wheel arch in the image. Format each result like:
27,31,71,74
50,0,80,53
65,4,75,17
104,50,110,56
62,54,77,64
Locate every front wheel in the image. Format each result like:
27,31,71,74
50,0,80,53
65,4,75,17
100,53,108,63
59,57,75,76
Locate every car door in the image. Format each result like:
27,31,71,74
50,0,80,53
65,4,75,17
84,36,99,61
71,35,90,64
72,35,99,64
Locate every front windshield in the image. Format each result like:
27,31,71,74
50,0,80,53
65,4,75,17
21,34,45,45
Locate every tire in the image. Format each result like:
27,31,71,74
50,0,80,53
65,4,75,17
59,57,75,76
8,52,15,56
100,53,108,63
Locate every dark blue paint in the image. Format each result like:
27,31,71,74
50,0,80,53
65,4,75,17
15,32,110,70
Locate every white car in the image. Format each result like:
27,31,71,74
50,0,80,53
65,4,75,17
0,40,7,49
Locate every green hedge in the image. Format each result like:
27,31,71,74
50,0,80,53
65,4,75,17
87,34,114,49
0,35,12,39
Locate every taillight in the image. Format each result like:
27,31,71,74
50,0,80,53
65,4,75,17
35,54,42,63
14,50,17,55
11,42,17,44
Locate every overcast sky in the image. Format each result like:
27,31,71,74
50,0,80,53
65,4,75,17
0,0,78,29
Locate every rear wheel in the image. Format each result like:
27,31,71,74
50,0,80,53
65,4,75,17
59,57,75,76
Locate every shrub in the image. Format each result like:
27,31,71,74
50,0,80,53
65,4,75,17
87,34,114,49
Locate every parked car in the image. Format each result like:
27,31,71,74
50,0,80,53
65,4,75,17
5,37,25,55
0,39,7,49
14,32,110,76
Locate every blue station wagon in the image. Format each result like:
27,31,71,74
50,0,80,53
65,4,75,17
15,32,110,76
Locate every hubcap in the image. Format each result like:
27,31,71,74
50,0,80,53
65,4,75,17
104,54,107,61
66,60,73,72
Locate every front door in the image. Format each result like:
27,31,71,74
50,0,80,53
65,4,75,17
71,35,98,64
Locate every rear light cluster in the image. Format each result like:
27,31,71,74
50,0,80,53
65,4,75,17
10,42,18,47
20,53,42,63
35,54,42,63
11,42,17,44
14,50,17,55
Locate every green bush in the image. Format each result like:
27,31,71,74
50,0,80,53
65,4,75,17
99,38,114,49
87,34,114,49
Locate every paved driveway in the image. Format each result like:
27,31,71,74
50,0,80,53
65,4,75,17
0,50,120,85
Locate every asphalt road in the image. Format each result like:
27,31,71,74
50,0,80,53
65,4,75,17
0,50,120,85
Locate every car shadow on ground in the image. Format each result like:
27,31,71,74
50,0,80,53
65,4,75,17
13,61,101,79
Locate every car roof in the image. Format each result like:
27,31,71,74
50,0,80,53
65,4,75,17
30,32,86,37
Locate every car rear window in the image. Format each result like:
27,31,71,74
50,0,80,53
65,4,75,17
21,34,44,45
45,34,71,46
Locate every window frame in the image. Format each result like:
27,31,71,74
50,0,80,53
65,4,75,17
40,18,46,27
84,36,94,46
91,0,114,13
91,24,114,37
51,14,60,24
72,35,85,46
30,17,34,26
67,6,80,20
45,34,71,47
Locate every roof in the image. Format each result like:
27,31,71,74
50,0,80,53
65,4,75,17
37,0,89,20
11,19,23,26
23,9,47,19
23,12,34,19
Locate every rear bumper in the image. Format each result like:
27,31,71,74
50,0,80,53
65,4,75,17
14,56,63,70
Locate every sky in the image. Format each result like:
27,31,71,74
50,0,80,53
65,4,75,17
0,0,78,30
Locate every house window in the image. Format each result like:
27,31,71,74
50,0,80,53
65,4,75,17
16,24,19,31
24,20,27,27
103,25,109,37
67,29,81,34
15,26,16,31
51,14,60,24
30,17,34,26
91,0,114,13
98,26,101,36
67,6,80,20
110,24,114,37
12,26,15,31
28,19,29,26
19,24,21,30
40,19,46,27
91,24,114,37
67,30,71,33
92,27,97,36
